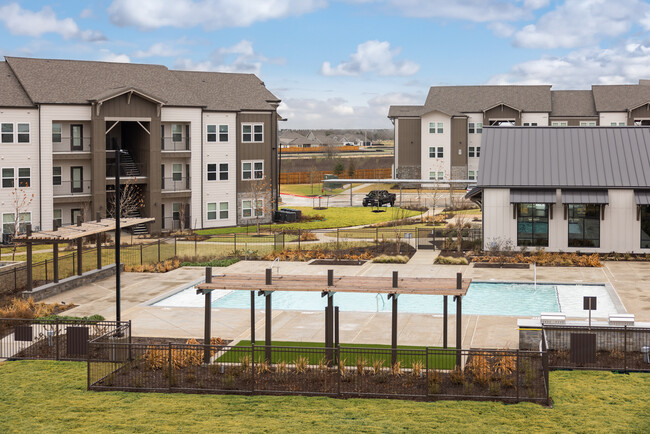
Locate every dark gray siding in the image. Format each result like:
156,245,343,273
396,118,421,178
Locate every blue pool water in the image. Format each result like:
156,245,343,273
154,282,566,316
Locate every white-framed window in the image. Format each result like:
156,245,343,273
219,125,229,142
523,122,538,126
428,147,436,158
17,123,29,143
428,122,435,133
437,147,444,158
53,167,62,185
242,161,263,180
580,121,596,126
53,209,62,227
52,123,62,143
242,124,263,142
18,212,31,233
172,124,183,142
18,168,30,187
207,202,217,220
429,171,436,180
207,164,217,181
611,122,626,126
242,200,252,218
476,122,482,133
437,172,444,181
551,121,567,126
2,168,14,188
437,122,443,134
172,203,180,221
172,164,182,181
469,146,481,158
468,171,476,181
2,213,14,235
219,163,228,180
207,125,217,142
468,122,475,134
476,146,480,157
219,202,229,219
1,123,13,143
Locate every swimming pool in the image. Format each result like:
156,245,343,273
151,281,619,317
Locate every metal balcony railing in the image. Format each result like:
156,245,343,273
52,137,92,153
53,180,92,196
161,136,190,151
161,176,191,192
106,163,147,178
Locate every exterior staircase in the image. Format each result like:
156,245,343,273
119,150,141,177
128,210,149,236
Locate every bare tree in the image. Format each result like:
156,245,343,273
9,187,34,260
107,177,144,219
248,178,273,235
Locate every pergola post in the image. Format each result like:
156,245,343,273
264,268,272,363
53,241,59,283
324,269,335,362
390,271,398,366
76,216,83,276
443,295,448,348
203,267,212,364
455,272,463,368
250,291,255,343
96,212,102,270
26,224,32,291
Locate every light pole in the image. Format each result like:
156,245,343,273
114,138,121,322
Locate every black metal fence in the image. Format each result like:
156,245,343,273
543,326,650,372
417,227,481,250
0,318,130,361
88,342,549,404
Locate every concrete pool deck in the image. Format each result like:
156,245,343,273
39,252,650,349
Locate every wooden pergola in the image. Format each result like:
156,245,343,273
14,215,154,291
196,269,471,366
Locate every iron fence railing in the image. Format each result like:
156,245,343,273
87,342,549,404
0,318,130,361
53,180,92,196
161,137,190,151
52,137,92,153
161,177,191,192
543,326,650,372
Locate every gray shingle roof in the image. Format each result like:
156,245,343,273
592,84,650,112
388,105,424,118
550,90,596,117
478,127,650,189
3,56,279,111
0,62,33,107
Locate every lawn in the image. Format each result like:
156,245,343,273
281,183,357,196
0,361,648,432
196,206,422,235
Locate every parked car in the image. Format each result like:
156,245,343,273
362,190,396,207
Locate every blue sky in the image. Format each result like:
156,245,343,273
1,0,649,128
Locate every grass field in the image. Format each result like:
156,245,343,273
0,361,647,432
281,183,357,196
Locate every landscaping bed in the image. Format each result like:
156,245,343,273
260,241,416,262
548,349,649,371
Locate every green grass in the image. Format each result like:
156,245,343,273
179,258,240,267
197,206,422,235
217,340,456,370
0,361,648,432
281,183,357,196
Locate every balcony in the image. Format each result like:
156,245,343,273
162,176,191,192
52,137,91,153
161,136,190,151
53,180,92,197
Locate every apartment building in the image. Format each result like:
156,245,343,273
388,80,650,182
0,57,281,239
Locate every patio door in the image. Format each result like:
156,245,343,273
71,125,83,151
71,166,83,193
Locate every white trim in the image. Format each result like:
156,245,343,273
241,160,264,180
241,123,264,143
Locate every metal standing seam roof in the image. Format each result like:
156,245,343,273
510,189,557,203
634,190,650,205
561,190,609,204
478,127,650,189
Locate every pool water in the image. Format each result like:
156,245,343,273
152,282,593,317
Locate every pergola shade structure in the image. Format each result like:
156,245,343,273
196,269,471,366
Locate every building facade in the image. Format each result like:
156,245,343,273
468,127,650,253
0,57,281,239
388,81,650,182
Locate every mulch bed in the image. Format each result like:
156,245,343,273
548,350,650,371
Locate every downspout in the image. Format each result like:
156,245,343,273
38,104,42,230
200,113,204,230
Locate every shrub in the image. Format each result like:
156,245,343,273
411,360,424,377
467,353,492,386
276,360,288,374
435,256,469,265
256,358,270,374
356,358,367,376
371,359,384,375
449,366,465,385
0,297,72,320
373,254,409,264
494,353,516,377
462,381,474,395
295,356,309,373
391,361,402,377
488,381,501,396
299,231,319,241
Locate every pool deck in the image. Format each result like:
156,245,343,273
39,251,650,349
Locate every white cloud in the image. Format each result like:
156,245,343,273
99,50,131,63
383,0,538,23
80,8,94,19
513,0,650,49
108,0,326,30
488,41,650,88
174,40,278,74
488,22,516,38
321,40,419,77
0,3,105,41
133,42,183,58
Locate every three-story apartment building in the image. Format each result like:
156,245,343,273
0,57,281,239
388,80,650,182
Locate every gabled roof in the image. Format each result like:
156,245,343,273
388,105,424,118
592,84,650,112
550,90,597,117
91,86,167,105
0,62,33,107
478,127,650,189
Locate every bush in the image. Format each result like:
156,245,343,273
373,255,409,263
299,231,319,241
435,256,469,265
0,297,74,320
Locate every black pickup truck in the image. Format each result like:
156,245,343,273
362,190,396,207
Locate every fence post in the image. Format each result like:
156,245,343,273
194,237,198,258
45,259,48,282
425,347,429,400
516,349,520,401
298,230,301,251
140,244,143,266
233,233,237,254
624,325,627,373
337,228,340,250
55,318,60,361
158,239,161,262
72,251,76,276
336,344,341,397
542,337,549,404
168,342,173,391
282,232,285,249
174,235,177,256
128,320,133,361
251,343,255,395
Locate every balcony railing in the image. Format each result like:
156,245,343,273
106,163,147,178
53,180,92,197
161,136,190,151
161,176,191,192
52,137,92,153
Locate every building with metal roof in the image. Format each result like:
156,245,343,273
469,127,650,253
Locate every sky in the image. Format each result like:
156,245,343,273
1,0,650,129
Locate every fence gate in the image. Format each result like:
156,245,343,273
417,228,443,250
570,333,597,365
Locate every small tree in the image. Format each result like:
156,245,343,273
332,160,345,177
9,187,34,260
346,160,356,178
107,177,144,219
248,178,273,235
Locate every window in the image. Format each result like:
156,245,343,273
429,172,436,180
71,167,82,192
437,147,444,158
71,125,83,150
207,125,217,142
468,171,475,180
172,124,182,142
242,161,263,180
53,209,62,228
52,123,62,143
517,203,549,247
429,122,435,133
53,167,62,186
2,123,13,143
254,200,263,217
242,124,263,142
219,125,228,142
172,203,180,221
172,164,182,181
468,123,475,134
2,168,14,188
437,122,443,134
429,147,435,158
242,200,252,217
71,209,81,225
18,212,30,233
568,204,600,248
437,172,444,181
551,121,567,126
476,146,481,157
523,122,538,126
219,163,228,180
641,205,650,249
17,124,29,143
580,121,596,126
18,168,30,187
254,162,263,179
469,147,475,158
2,213,14,235
207,203,217,220
611,122,626,126
207,164,217,181
476,122,482,133
219,202,229,219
